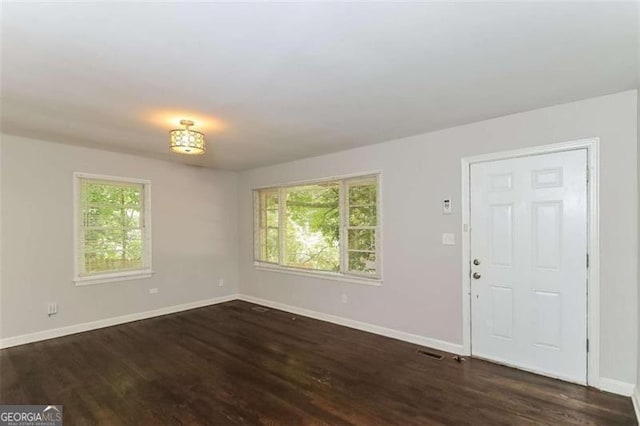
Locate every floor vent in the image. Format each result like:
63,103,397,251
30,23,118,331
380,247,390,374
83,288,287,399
416,349,444,360
251,306,269,313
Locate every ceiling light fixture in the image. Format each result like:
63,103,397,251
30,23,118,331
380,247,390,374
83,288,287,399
169,119,205,155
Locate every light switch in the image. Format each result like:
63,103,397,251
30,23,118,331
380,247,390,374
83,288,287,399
442,233,455,245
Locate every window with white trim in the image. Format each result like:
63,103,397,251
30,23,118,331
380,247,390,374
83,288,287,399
254,174,380,279
74,173,151,285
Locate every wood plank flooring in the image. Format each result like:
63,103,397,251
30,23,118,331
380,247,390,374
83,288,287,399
0,300,635,425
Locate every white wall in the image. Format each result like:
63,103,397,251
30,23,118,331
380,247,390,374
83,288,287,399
0,135,239,339
238,90,638,386
637,87,640,394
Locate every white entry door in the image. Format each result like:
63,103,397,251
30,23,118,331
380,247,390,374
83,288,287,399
470,149,588,384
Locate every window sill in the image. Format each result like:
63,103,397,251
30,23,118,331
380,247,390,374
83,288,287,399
74,269,154,286
254,262,382,286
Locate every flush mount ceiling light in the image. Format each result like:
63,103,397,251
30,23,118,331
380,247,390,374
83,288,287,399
169,119,205,155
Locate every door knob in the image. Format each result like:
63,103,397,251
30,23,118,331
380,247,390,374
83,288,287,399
472,272,481,279
473,259,481,266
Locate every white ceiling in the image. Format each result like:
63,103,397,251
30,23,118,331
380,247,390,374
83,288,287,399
2,2,638,170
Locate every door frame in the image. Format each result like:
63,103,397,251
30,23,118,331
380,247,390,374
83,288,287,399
460,138,600,387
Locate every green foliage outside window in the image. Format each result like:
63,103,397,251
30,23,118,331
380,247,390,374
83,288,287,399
256,176,378,276
81,180,144,274
346,182,377,274
285,183,340,272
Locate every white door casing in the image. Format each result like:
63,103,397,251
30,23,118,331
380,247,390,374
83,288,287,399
469,149,588,384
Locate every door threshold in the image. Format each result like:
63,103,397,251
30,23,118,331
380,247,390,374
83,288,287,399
471,353,587,386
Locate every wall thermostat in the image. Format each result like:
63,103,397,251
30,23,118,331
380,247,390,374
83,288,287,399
443,198,452,215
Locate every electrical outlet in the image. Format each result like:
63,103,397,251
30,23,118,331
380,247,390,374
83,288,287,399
149,288,158,294
218,278,224,287
47,303,58,316
341,294,348,304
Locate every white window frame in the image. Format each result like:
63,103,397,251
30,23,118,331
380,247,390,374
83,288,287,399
253,173,382,286
73,172,153,286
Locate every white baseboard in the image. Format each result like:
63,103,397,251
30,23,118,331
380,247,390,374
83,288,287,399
0,293,462,355
0,293,239,349
632,387,640,423
237,294,464,355
598,377,636,396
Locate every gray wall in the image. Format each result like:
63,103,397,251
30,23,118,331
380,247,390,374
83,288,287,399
239,90,638,385
0,135,239,339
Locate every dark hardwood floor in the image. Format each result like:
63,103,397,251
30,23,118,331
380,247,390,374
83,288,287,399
0,300,635,425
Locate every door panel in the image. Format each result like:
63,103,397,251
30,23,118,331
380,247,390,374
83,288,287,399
490,286,513,339
470,149,587,384
532,201,562,270
489,204,514,267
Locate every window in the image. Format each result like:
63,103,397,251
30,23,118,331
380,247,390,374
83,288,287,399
74,173,152,285
254,174,380,281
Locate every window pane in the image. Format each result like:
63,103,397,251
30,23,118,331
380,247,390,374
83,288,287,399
85,206,123,227
284,183,340,271
348,229,375,251
83,227,143,275
265,227,279,263
265,191,278,209
349,183,376,206
265,209,278,227
84,206,141,228
257,189,279,262
83,181,142,229
349,206,376,226
123,229,143,260
84,182,142,207
78,177,148,278
84,228,142,256
348,251,376,274
85,252,143,273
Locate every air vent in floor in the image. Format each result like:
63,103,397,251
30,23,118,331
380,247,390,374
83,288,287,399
416,349,444,360
251,306,269,313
